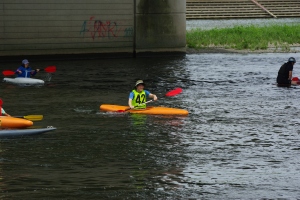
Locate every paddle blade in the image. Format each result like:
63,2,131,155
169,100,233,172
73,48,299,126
2,70,15,76
44,66,56,73
165,88,183,97
24,115,43,121
13,115,43,121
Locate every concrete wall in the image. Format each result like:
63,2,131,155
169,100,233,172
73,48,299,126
0,0,186,57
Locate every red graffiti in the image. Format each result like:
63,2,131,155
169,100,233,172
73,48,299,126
92,20,119,39
80,16,130,40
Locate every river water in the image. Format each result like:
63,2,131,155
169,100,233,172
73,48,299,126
0,53,300,199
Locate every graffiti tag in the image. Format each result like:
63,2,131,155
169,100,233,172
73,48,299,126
80,16,133,40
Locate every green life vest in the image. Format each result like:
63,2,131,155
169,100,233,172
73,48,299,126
132,89,146,109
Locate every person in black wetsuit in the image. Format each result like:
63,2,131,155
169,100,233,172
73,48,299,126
277,57,296,85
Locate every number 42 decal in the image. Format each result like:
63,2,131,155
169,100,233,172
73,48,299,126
136,94,146,104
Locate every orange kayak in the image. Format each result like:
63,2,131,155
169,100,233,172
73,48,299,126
100,104,188,115
0,116,33,128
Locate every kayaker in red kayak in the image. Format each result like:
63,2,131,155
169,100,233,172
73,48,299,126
128,80,158,109
15,59,40,78
277,57,296,85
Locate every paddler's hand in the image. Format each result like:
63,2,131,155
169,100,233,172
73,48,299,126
36,69,40,72
153,95,158,101
130,105,135,109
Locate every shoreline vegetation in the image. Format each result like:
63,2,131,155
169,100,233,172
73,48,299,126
186,24,300,53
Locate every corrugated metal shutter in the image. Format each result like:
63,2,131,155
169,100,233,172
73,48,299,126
0,0,134,56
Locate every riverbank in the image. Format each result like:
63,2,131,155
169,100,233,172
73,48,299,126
186,18,300,31
186,45,300,54
186,24,300,53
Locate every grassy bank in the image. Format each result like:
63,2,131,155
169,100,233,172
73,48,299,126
186,24,300,51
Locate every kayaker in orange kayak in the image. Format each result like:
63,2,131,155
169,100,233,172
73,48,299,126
128,80,158,109
1,108,11,117
0,99,10,117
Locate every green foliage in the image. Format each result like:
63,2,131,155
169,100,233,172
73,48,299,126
186,24,300,50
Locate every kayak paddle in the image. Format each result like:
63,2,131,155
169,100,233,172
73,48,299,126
2,66,56,76
0,99,42,120
117,88,183,113
2,71,15,76
13,115,43,121
39,66,56,73
165,87,182,97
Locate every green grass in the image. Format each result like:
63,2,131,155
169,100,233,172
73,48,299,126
186,24,300,51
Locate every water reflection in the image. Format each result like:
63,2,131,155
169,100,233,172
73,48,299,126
130,114,147,128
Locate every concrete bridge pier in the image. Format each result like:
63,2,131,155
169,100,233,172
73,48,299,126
135,0,186,55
